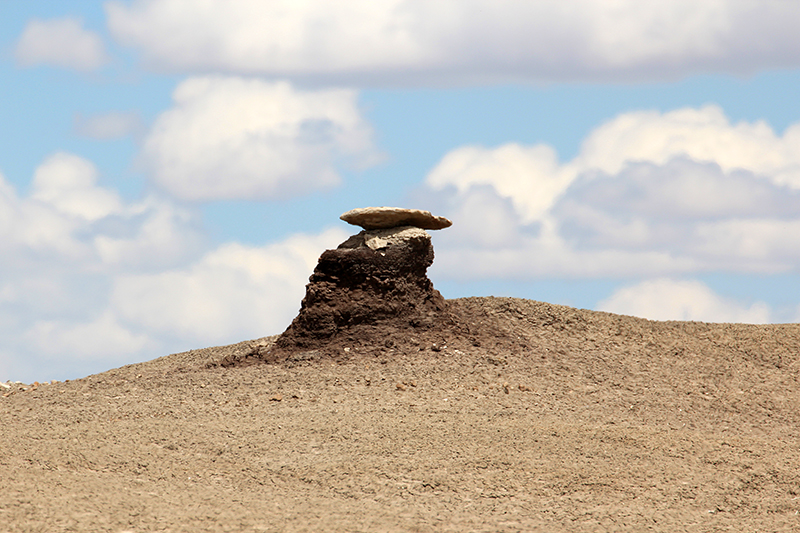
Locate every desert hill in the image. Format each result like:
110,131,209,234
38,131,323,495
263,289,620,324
2,296,799,532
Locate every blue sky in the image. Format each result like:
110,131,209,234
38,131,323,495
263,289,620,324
3,1,800,382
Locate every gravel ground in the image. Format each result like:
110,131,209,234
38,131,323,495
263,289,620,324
2,297,799,532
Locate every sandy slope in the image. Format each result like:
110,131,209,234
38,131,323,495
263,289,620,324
2,297,799,532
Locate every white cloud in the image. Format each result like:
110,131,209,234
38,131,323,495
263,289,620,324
74,111,145,140
111,228,346,344
430,232,698,281
1,153,118,260
0,152,204,347
141,76,381,201
106,0,800,83
559,159,800,222
91,195,205,270
598,278,771,323
690,219,800,271
31,152,124,222
24,311,152,361
553,159,800,270
425,105,800,279
14,17,109,71
0,152,201,269
575,105,800,188
427,144,571,223
0,152,352,382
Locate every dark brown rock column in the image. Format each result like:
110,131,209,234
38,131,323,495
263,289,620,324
275,226,448,351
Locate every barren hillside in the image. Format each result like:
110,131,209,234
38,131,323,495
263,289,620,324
2,297,799,532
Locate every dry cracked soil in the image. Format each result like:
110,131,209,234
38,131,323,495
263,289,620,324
2,296,800,532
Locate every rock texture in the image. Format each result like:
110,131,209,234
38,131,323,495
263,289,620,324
339,226,432,251
269,225,448,359
340,207,452,230
218,208,455,365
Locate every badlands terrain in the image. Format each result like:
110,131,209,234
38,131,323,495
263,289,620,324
2,296,799,532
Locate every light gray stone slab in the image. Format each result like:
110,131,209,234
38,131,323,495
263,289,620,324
340,207,452,230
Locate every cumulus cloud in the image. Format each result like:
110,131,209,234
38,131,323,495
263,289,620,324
4,226,347,382
0,152,201,267
111,229,346,344
24,311,152,360
1,152,123,261
559,159,800,223
0,153,353,382
31,152,124,222
598,278,771,323
574,105,800,188
0,153,205,380
425,105,800,279
553,159,800,271
141,76,381,201
106,0,800,83
14,17,109,71
427,144,571,223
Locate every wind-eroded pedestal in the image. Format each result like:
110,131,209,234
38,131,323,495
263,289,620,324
217,207,454,366
275,225,448,351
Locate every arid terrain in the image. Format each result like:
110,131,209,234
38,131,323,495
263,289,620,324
2,296,799,532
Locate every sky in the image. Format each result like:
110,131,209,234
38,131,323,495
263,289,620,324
3,0,800,382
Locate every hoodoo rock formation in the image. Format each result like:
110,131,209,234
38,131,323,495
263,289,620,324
219,207,454,366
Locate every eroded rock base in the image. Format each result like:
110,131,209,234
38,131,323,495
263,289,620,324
217,227,457,366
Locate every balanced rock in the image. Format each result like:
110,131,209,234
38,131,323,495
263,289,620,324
270,210,452,357
340,207,452,230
